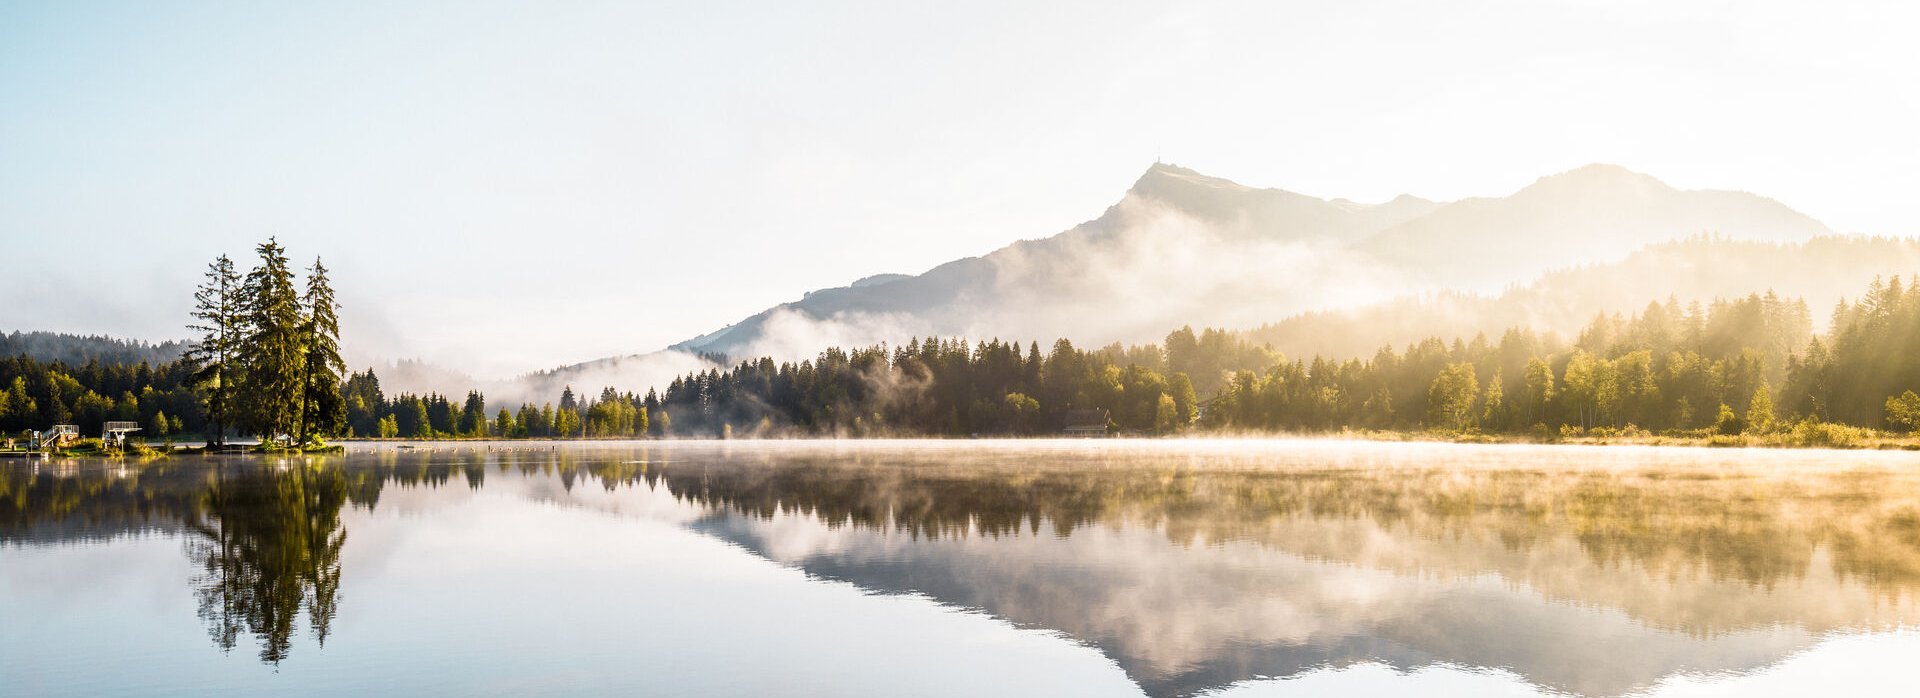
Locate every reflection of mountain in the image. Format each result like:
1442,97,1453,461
6,445,1919,695
632,445,1920,696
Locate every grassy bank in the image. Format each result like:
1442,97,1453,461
1320,421,1920,450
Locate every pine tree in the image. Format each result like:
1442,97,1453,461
1481,368,1505,429
235,238,307,444
296,257,345,445
460,390,487,436
1746,381,1776,434
185,255,243,446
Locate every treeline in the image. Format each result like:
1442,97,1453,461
339,373,650,440
0,353,201,438
647,278,1920,438
9,275,1920,443
652,337,1205,436
0,331,187,367
1207,292,1809,433
0,240,347,446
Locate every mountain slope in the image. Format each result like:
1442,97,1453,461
1247,235,1920,361
522,162,1840,399
1359,164,1832,288
672,163,1832,364
676,163,1442,360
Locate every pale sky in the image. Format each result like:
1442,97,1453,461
2,0,1916,378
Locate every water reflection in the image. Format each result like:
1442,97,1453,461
3,442,1918,696
185,464,348,663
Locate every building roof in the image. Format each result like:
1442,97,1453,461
1063,409,1109,430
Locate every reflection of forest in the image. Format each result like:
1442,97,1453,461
4,445,1920,671
618,449,1920,575
623,445,1920,696
635,447,1920,634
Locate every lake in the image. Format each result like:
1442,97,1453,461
4,440,1919,696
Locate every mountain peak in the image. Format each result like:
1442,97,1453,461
1525,163,1673,195
1130,162,1252,195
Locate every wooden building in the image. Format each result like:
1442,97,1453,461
1062,408,1110,437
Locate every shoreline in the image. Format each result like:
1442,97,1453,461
8,430,1920,460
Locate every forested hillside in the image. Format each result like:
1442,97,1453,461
636,276,1920,439
1245,235,1920,362
0,331,186,367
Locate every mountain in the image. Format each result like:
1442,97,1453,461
1359,164,1832,288
667,162,1831,363
1245,235,1920,361
673,163,1448,360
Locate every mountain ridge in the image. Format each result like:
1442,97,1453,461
665,162,1829,362
464,162,1850,405
1360,164,1832,287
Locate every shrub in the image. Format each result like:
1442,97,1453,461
1887,391,1920,433
1706,434,1746,447
1784,420,1873,448
1714,404,1745,436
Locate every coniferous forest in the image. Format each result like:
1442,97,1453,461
6,272,1920,447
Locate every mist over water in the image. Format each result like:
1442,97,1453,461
367,350,717,407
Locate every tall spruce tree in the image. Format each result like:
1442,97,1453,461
297,257,346,444
186,255,243,446
236,238,307,444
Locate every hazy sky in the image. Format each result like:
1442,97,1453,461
2,0,1916,378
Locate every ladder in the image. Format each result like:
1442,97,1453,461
36,424,78,450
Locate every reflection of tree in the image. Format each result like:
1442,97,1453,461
183,462,349,663
621,450,1920,619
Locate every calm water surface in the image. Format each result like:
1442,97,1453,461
4,440,1920,696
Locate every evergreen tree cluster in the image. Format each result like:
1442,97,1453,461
651,336,1213,437
1792,276,1920,426
183,239,345,447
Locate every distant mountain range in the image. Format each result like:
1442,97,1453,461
1247,235,1920,362
1359,164,1830,286
664,162,1834,362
